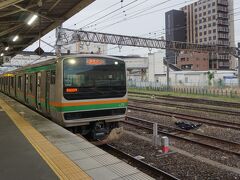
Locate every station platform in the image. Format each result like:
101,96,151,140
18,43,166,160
0,93,153,180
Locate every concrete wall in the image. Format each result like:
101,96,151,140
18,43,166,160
167,70,237,86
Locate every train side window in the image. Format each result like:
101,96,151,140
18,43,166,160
50,70,56,84
18,76,21,89
30,75,33,92
11,77,14,88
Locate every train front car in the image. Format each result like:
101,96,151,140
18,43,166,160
59,55,127,141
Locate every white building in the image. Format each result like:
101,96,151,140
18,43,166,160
62,42,108,54
120,50,180,83
120,55,148,82
122,51,238,87
168,70,237,87
5,54,55,67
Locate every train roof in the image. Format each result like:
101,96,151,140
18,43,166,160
0,54,124,75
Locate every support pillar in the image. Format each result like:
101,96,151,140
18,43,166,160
152,123,160,146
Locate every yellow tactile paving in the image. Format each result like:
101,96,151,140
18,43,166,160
0,98,92,180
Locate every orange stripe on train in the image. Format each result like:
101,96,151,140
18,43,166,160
49,99,128,107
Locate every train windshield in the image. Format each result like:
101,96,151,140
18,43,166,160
63,57,126,100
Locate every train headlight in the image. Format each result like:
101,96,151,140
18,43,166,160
68,59,76,65
114,61,118,65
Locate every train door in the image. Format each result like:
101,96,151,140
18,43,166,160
25,74,28,102
36,72,41,110
45,71,51,114
7,77,9,94
14,75,17,97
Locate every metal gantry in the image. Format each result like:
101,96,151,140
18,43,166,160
60,28,239,58
58,28,240,87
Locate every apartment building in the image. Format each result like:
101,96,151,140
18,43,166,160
181,0,235,70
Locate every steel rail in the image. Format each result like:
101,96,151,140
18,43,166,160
124,116,240,156
129,92,240,108
99,144,179,180
128,105,240,131
129,98,240,116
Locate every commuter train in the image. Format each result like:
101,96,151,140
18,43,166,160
0,55,127,140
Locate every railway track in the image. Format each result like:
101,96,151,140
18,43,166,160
129,92,240,108
129,98,240,116
128,104,240,131
124,116,240,156
99,144,179,180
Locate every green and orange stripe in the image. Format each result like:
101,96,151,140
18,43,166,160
50,99,128,112
25,95,128,112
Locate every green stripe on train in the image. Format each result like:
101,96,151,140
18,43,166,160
25,95,127,112
25,64,56,73
54,102,128,112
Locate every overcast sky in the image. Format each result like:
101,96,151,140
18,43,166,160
25,0,240,56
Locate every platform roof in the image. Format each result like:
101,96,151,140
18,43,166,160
0,0,93,56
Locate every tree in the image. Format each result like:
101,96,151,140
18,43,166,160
207,71,214,86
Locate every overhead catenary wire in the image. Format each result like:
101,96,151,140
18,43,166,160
82,0,186,31
27,0,240,54
96,5,240,45
83,0,151,30
96,0,194,30
95,0,239,32
80,0,139,29
68,0,122,28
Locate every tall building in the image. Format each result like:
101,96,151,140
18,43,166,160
165,10,186,64
181,0,235,70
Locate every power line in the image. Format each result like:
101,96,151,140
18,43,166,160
83,0,151,30
96,1,239,32
97,0,173,30
68,1,122,28
96,0,199,30
80,0,139,29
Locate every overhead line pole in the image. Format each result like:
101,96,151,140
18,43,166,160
238,43,240,87
58,28,240,88
61,28,239,58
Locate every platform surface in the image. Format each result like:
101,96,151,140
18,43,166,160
0,93,154,180
0,109,58,180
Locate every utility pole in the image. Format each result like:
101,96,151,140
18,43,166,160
166,59,170,91
238,43,240,87
55,24,63,57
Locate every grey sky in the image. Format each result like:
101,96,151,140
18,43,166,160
25,0,240,56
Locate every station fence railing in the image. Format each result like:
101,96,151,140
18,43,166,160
128,81,240,98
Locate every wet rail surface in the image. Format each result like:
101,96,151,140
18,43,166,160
124,116,240,156
99,144,179,180
128,104,240,131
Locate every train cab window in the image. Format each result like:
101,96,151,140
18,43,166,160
50,70,56,84
63,57,126,100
